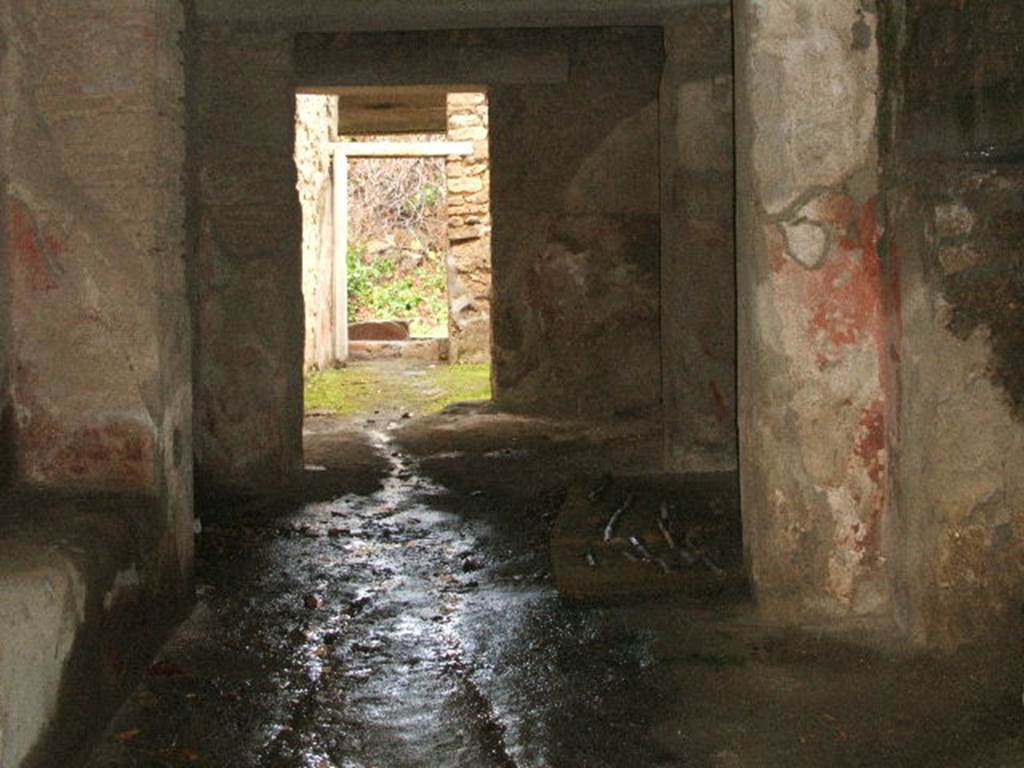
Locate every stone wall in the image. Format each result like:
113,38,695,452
0,9,10,487
661,7,736,471
446,93,492,363
296,94,337,371
5,0,192,512
735,0,1024,648
192,26,304,495
292,27,668,418
1,0,193,763
881,0,1024,647
735,0,894,624
201,21,737,467
490,27,663,416
882,0,1024,161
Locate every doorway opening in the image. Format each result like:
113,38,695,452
295,88,493,422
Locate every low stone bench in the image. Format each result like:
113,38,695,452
348,338,449,362
0,490,189,768
348,320,411,342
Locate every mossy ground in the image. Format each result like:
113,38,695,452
305,360,491,417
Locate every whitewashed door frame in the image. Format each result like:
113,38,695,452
329,140,473,362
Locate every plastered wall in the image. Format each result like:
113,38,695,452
661,7,736,471
296,94,337,371
2,0,193,547
735,0,894,624
192,26,304,495
0,1,194,763
489,27,664,416
882,0,1024,647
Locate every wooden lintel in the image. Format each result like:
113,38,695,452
330,140,474,158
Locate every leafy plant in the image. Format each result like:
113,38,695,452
347,243,449,337
343,137,451,337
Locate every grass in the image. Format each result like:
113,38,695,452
305,362,491,417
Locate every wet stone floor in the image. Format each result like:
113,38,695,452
85,402,1024,768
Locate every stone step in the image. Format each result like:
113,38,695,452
348,338,449,362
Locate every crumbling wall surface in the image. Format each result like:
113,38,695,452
490,27,663,416
735,1,895,623
0,1,193,764
882,1,1024,647
0,10,10,487
296,94,337,372
4,0,192,510
661,8,736,471
446,93,491,363
193,26,304,495
885,0,1024,161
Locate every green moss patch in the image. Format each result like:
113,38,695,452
305,362,491,417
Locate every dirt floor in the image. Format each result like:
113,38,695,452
83,363,1024,767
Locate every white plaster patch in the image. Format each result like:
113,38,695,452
748,0,879,215
103,564,142,612
934,202,976,239
0,552,86,768
782,220,829,268
937,244,981,276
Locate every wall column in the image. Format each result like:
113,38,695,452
735,1,896,623
660,9,736,473
332,149,349,363
445,92,492,363
193,27,303,495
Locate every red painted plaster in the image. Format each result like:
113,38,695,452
855,398,887,486
774,196,892,572
9,197,59,292
710,381,730,424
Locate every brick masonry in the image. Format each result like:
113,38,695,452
445,93,492,363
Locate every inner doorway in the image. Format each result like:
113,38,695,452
295,87,493,422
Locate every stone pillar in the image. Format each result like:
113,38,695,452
295,94,338,372
193,27,304,495
2,0,192,551
0,3,11,487
735,1,895,623
445,92,492,363
880,0,1024,648
660,9,737,473
332,150,349,363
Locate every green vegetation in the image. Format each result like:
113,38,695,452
305,362,491,417
345,149,450,338
347,244,448,338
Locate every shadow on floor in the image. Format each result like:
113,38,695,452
84,407,1023,768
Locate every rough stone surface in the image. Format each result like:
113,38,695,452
736,0,893,623
884,0,1024,160
490,27,664,417
881,0,1024,647
296,94,338,371
660,10,737,472
348,338,447,362
0,2,194,763
747,2,880,216
4,0,192,513
0,492,189,768
348,320,411,342
446,93,492,364
888,168,1024,648
192,26,304,495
